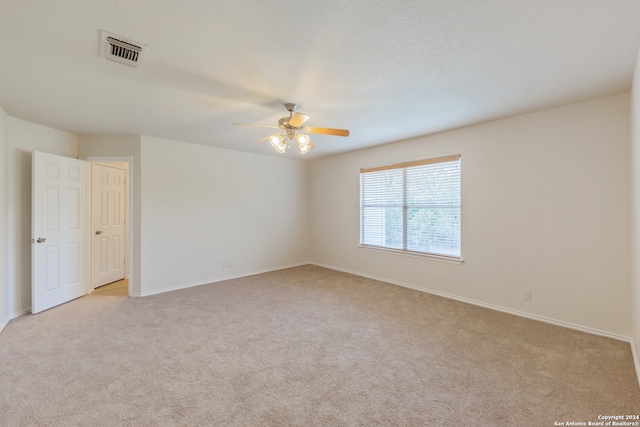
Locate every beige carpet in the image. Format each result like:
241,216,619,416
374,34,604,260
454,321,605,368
1,265,639,426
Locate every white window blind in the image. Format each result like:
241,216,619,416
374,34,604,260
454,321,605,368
360,155,461,259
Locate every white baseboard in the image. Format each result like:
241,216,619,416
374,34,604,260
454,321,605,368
311,262,633,344
5,263,311,307
138,262,310,297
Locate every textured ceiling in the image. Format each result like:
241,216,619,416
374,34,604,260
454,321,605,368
1,0,640,159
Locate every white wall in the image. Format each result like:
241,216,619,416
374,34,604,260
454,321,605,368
631,48,640,371
7,118,78,316
0,105,10,331
310,93,632,338
2,92,634,345
78,134,142,296
139,136,310,295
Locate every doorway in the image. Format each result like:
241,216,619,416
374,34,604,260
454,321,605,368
91,162,128,289
84,156,133,297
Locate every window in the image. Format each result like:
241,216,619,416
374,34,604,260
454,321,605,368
360,154,461,261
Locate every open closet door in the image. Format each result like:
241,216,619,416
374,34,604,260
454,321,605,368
32,151,88,314
92,163,126,288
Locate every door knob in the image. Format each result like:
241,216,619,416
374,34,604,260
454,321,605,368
95,230,103,235
36,237,46,243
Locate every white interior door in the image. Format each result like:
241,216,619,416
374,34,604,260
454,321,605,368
32,151,88,314
92,164,126,288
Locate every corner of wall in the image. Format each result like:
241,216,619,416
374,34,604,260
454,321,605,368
0,104,11,333
630,44,640,387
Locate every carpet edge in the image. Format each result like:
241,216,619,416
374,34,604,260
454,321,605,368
136,261,312,297
310,262,632,343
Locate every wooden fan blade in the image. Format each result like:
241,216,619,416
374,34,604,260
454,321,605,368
305,126,350,137
288,112,310,128
233,123,280,129
252,135,272,144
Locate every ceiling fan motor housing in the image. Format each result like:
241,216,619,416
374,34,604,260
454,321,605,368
278,117,290,128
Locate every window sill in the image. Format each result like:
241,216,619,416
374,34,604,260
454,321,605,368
358,245,464,264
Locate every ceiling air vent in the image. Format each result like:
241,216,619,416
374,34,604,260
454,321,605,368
100,31,147,67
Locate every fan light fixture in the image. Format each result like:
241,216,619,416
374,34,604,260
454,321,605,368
268,130,314,154
233,102,350,155
269,134,287,153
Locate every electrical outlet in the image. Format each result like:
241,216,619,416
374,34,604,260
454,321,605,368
523,290,532,301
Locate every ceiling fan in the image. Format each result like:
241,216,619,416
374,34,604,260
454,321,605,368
233,103,349,154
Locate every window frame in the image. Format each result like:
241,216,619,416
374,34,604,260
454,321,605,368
359,154,463,264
